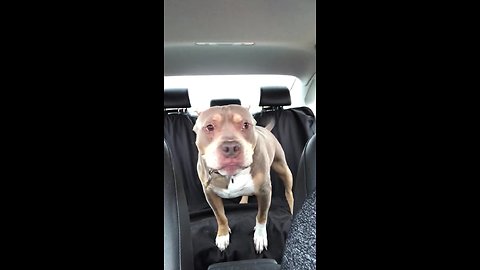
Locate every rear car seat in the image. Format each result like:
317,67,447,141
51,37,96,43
293,134,316,215
164,88,209,212
253,87,316,210
164,139,194,270
164,89,313,270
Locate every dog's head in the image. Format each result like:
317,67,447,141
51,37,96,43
193,105,257,176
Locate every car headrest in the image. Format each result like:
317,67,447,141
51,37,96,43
164,88,191,108
259,87,291,107
210,99,241,107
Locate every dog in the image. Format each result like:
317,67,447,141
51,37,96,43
193,104,294,253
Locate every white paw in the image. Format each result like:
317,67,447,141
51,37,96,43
215,233,230,251
239,196,249,204
253,221,268,253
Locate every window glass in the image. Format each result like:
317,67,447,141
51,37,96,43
164,75,304,114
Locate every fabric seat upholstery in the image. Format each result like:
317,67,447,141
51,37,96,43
164,88,314,269
164,88,210,212
253,87,316,210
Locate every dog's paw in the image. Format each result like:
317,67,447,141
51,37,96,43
253,221,268,253
215,233,230,251
239,196,249,204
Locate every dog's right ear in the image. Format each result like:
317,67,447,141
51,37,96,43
192,111,201,134
192,121,201,134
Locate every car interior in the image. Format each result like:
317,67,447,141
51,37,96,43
164,1,316,269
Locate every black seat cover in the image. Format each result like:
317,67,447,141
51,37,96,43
254,87,316,210
164,140,194,270
164,89,210,212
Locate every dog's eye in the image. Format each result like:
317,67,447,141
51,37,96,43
243,122,249,130
205,124,215,132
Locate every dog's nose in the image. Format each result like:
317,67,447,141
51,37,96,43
221,141,241,158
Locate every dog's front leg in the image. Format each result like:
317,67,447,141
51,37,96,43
204,189,231,251
272,159,294,214
253,179,272,253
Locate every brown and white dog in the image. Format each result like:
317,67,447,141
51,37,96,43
193,104,293,253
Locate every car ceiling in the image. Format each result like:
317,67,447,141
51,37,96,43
164,0,316,84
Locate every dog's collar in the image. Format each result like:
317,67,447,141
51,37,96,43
208,168,220,176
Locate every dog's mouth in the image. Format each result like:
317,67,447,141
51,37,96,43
216,155,245,173
220,165,243,176
213,161,251,177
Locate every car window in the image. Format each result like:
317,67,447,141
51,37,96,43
164,74,305,115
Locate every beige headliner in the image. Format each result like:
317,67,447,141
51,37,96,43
164,0,316,84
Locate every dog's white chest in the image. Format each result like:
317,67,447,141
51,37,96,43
211,169,255,199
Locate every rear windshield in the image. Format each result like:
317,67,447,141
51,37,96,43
164,75,303,115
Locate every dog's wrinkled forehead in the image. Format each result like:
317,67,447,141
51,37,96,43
194,105,255,131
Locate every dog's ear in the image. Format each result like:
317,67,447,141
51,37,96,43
242,105,252,113
192,117,201,134
192,110,202,134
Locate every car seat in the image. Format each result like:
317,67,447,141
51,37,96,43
164,134,317,269
253,87,316,211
